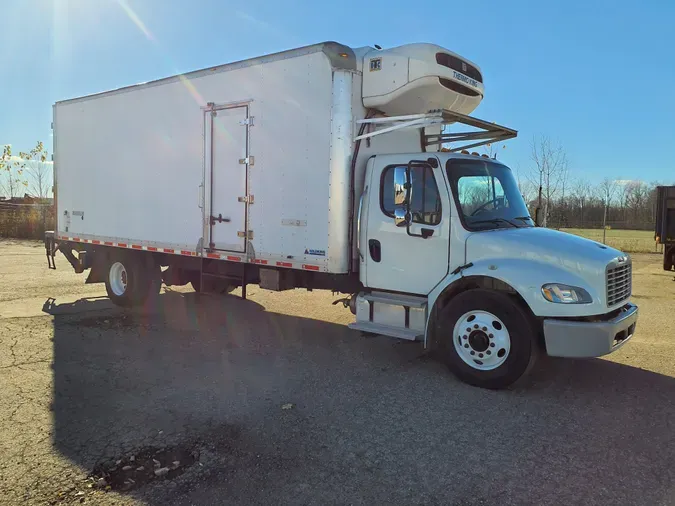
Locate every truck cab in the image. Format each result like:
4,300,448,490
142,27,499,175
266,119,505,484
352,148,637,388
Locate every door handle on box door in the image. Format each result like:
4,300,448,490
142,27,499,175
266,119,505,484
210,214,231,225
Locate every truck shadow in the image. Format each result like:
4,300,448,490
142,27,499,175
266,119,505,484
50,291,675,505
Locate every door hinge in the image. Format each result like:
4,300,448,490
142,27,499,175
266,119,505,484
238,156,254,166
238,230,254,239
240,117,254,126
237,195,254,204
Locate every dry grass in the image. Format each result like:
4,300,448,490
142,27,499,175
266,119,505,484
561,228,658,253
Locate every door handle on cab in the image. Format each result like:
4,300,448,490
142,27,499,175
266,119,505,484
368,239,381,263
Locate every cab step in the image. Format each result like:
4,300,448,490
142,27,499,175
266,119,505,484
348,321,422,341
350,291,428,342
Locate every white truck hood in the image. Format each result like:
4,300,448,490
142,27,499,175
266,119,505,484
465,227,629,317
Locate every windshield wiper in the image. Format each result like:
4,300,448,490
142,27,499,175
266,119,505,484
471,218,519,228
513,216,534,224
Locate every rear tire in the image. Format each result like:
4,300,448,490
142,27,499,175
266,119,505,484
437,289,538,389
105,252,143,307
664,246,675,271
104,252,161,307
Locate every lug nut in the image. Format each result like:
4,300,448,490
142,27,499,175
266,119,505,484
474,324,479,329
470,351,475,356
486,350,491,355
479,353,484,358
490,343,495,348
489,334,494,339
464,344,469,348
482,327,487,331
463,335,467,340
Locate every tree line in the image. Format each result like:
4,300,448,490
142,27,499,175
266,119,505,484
515,136,667,231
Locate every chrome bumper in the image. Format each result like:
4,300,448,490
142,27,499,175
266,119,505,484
543,303,638,358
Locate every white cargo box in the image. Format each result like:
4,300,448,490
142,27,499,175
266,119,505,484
54,41,487,274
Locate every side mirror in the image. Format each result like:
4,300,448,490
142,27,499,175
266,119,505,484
393,166,411,227
394,208,410,227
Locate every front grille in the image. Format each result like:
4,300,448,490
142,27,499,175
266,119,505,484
606,261,632,307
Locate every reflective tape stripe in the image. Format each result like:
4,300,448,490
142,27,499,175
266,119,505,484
302,264,320,271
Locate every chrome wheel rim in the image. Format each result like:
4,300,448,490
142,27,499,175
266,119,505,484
452,310,511,371
109,262,128,297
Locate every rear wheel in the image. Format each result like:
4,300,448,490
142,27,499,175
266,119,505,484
105,252,161,307
664,246,675,271
105,254,142,307
437,289,538,389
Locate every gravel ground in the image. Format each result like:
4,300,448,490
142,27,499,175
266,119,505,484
1,239,674,505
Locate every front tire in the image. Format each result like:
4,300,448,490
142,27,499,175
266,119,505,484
437,289,538,389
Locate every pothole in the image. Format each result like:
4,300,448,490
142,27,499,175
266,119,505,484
89,444,199,492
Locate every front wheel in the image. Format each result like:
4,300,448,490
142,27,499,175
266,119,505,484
437,289,538,389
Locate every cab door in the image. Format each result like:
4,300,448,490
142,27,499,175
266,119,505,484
362,154,450,294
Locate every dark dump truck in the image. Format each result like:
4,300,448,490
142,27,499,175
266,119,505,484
655,186,675,271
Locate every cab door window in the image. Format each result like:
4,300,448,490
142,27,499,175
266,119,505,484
381,165,442,225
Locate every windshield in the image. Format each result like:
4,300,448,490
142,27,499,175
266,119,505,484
446,158,533,231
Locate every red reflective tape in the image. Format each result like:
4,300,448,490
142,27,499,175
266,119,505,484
180,250,192,256
118,243,128,248
253,259,268,265
72,237,81,242
164,248,174,254
276,261,292,268
226,256,241,262
91,240,101,245
302,264,320,271
104,241,114,246
131,244,142,250
207,253,220,259
147,246,157,252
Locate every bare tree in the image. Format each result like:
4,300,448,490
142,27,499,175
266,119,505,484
528,136,568,227
0,145,29,199
571,178,590,228
597,177,620,243
19,141,51,199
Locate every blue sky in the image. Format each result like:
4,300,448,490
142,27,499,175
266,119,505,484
1,0,674,184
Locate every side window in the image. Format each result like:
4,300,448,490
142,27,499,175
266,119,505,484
381,165,442,225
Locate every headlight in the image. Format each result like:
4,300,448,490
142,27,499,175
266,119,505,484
541,284,592,304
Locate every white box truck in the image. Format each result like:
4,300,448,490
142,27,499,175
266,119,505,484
45,41,638,389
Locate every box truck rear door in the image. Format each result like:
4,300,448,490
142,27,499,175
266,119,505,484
208,106,249,252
